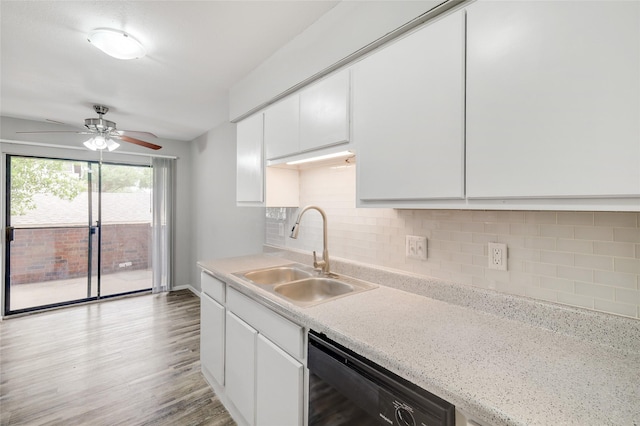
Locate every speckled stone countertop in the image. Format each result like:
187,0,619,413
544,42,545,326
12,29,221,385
198,251,640,426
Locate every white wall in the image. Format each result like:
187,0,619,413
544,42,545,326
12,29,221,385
0,115,193,292
267,164,640,320
229,0,444,120
190,121,265,290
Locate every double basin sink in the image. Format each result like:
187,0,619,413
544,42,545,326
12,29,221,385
234,264,377,307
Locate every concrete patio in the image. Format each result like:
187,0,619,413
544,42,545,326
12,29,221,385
9,269,152,311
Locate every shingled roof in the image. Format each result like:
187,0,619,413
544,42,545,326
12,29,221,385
11,192,152,226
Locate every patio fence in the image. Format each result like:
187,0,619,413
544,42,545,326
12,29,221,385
9,223,151,285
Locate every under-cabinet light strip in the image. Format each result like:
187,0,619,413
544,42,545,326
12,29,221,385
286,150,353,165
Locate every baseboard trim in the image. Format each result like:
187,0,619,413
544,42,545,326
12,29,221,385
172,284,200,297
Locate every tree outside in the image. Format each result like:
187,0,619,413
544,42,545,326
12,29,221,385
10,157,152,216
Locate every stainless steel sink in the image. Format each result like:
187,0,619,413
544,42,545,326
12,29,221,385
242,266,315,285
235,263,377,307
274,278,354,303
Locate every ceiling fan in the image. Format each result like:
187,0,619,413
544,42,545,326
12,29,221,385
17,104,162,151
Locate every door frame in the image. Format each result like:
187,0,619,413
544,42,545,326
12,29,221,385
3,154,152,316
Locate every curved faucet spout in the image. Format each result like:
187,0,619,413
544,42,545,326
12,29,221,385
289,205,330,275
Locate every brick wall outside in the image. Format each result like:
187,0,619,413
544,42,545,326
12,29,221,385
10,223,151,285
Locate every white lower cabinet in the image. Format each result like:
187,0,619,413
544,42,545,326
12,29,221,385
225,287,304,426
201,277,305,426
225,311,258,426
256,334,304,426
200,293,225,385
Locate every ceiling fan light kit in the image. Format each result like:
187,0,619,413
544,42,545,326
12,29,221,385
87,28,146,60
83,135,120,152
16,104,162,151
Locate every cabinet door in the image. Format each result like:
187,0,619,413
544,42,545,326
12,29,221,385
256,334,303,426
226,311,257,426
466,1,640,199
237,113,264,205
264,95,300,160
354,10,465,202
201,293,225,385
299,69,350,152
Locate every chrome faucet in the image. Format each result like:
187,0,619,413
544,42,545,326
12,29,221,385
290,205,330,275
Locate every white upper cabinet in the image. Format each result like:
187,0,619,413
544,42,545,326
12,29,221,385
354,9,465,205
466,0,640,200
264,94,299,160
299,69,350,153
263,69,351,162
236,113,264,205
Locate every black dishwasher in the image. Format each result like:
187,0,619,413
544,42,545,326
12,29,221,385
308,331,455,426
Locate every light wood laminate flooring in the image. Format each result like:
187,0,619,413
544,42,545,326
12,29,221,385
0,290,235,426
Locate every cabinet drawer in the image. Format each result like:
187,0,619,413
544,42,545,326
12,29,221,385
227,287,303,360
201,271,225,304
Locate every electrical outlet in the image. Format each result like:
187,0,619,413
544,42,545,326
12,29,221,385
406,235,427,260
488,243,507,271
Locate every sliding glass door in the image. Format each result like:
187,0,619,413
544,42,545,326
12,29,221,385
99,163,152,297
4,155,152,315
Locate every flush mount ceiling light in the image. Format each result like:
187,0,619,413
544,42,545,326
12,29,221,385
83,135,120,152
87,28,146,60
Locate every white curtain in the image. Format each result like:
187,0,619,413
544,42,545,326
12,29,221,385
151,157,175,293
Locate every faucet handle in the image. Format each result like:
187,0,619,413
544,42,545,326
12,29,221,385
313,251,326,271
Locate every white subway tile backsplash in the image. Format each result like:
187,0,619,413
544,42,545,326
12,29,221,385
540,224,575,239
557,292,594,310
266,164,640,319
484,223,511,235
556,238,593,254
525,286,558,303
594,299,638,317
510,223,541,236
540,250,574,266
594,212,638,228
540,276,574,293
593,241,636,258
574,254,614,271
614,258,640,274
525,261,557,278
525,211,557,224
575,281,614,300
574,226,614,241
459,221,484,233
557,266,593,283
613,227,640,243
557,212,594,226
593,270,637,290
524,237,556,250
615,288,640,304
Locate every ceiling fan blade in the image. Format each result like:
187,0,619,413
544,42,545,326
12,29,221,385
116,135,162,150
45,119,69,125
116,130,158,138
16,130,92,134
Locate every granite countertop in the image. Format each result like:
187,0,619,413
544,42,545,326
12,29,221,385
198,252,640,426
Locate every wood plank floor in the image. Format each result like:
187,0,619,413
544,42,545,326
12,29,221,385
0,290,236,426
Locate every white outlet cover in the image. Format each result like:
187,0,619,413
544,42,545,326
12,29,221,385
488,242,507,271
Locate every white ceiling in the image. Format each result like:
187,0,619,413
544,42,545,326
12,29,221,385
0,1,339,142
